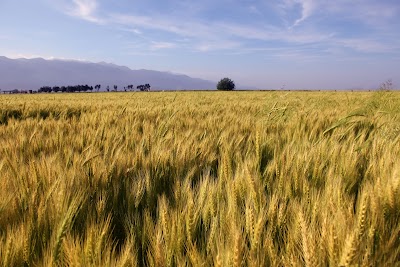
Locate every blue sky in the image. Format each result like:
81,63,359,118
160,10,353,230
1,0,399,89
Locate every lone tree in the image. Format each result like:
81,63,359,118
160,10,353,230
217,77,235,91
379,79,393,91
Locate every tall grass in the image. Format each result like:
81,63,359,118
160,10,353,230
1,91,399,266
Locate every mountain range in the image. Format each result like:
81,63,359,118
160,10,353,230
0,56,216,91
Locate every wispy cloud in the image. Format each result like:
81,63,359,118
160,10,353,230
67,0,102,23
293,0,316,27
108,13,218,40
124,28,142,35
5,54,54,59
323,1,399,29
150,41,177,50
336,38,399,53
5,53,89,62
278,0,317,27
55,0,400,56
195,40,242,52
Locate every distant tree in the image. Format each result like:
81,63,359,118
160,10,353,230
217,78,235,91
106,86,110,92
114,85,118,91
39,86,52,93
379,79,393,91
137,84,151,91
125,84,134,91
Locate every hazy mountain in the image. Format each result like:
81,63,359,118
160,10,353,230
0,56,216,91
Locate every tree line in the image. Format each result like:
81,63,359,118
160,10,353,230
38,83,151,93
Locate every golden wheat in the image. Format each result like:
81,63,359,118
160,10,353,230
0,91,399,266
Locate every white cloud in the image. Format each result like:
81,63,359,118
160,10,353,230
54,0,399,56
293,0,316,27
129,28,142,35
73,0,96,16
110,11,333,46
150,41,177,50
218,22,333,44
336,38,398,53
323,1,399,29
109,13,336,54
4,53,89,62
67,0,103,23
5,54,52,59
279,0,317,27
109,13,217,40
195,41,242,52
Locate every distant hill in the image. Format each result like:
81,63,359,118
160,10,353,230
0,56,216,91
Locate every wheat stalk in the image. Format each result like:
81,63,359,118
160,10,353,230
53,193,84,264
3,236,13,267
339,197,368,266
299,211,317,267
233,230,243,267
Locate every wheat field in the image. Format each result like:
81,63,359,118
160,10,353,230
0,91,399,266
